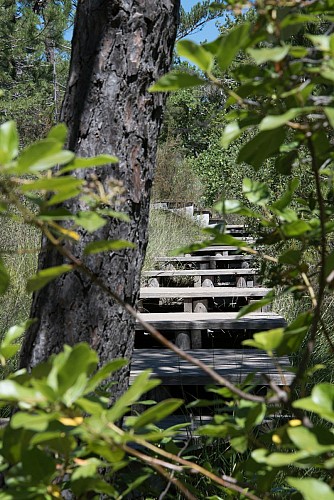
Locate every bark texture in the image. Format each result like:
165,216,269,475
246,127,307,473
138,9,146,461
20,0,180,398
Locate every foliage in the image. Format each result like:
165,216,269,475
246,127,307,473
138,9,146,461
153,138,203,203
3,0,334,498
149,0,334,496
143,208,204,272
0,0,71,145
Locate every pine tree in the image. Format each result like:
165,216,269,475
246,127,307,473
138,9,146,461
0,0,71,143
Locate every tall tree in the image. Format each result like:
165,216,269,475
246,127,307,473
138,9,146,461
20,0,180,398
0,0,71,143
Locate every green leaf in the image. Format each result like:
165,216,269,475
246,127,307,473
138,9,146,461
293,383,334,423
230,434,248,453
325,250,334,282
275,150,298,175
47,344,98,398
38,208,74,221
72,457,102,481
287,426,334,454
221,121,243,149
247,45,290,64
149,72,207,92
278,249,302,265
243,329,284,355
242,178,270,206
20,176,83,193
287,477,334,500
307,34,333,52
106,371,160,423
11,411,59,432
83,239,136,255
252,448,308,466
0,380,45,403
0,120,18,163
22,447,56,481
282,220,311,237
26,264,73,293
47,123,67,143
0,320,34,362
85,359,128,393
177,40,214,72
0,257,10,295
74,212,107,232
214,199,262,218
259,108,303,131
271,178,299,211
46,187,82,205
96,208,130,222
132,399,183,428
204,23,251,71
16,139,74,173
238,129,286,169
237,292,275,319
59,154,118,173
325,107,334,128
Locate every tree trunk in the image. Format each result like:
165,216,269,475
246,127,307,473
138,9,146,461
20,0,180,398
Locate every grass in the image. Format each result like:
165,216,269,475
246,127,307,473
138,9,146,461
0,218,39,342
143,208,204,272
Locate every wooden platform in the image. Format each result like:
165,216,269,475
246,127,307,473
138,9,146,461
136,312,286,331
142,269,258,278
131,349,293,385
140,287,269,299
193,244,253,253
156,255,253,263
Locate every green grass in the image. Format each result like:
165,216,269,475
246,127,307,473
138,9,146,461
0,218,39,342
143,208,204,271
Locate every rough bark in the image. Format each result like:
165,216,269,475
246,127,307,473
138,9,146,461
20,0,180,398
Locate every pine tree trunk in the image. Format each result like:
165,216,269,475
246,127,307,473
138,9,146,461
20,0,180,398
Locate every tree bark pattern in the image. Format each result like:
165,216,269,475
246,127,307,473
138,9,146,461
20,0,180,398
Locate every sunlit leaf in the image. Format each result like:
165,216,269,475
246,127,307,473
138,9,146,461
74,212,107,232
83,239,136,255
26,265,73,293
0,120,18,163
59,154,118,173
287,477,334,500
149,72,207,91
132,399,183,428
247,45,290,64
177,40,214,72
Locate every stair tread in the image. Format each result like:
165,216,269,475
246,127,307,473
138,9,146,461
142,269,257,277
131,348,293,385
155,255,253,262
136,311,286,330
140,286,269,298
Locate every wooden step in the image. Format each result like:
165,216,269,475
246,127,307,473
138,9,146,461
136,312,286,331
156,255,253,263
192,244,254,254
130,349,293,385
142,269,257,277
140,287,269,299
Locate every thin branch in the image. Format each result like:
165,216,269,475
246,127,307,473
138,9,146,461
121,443,196,500
290,136,328,394
110,424,262,500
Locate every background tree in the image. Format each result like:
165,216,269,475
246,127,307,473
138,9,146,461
0,0,71,144
20,0,180,398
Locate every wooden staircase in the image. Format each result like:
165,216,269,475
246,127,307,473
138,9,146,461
130,224,292,428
